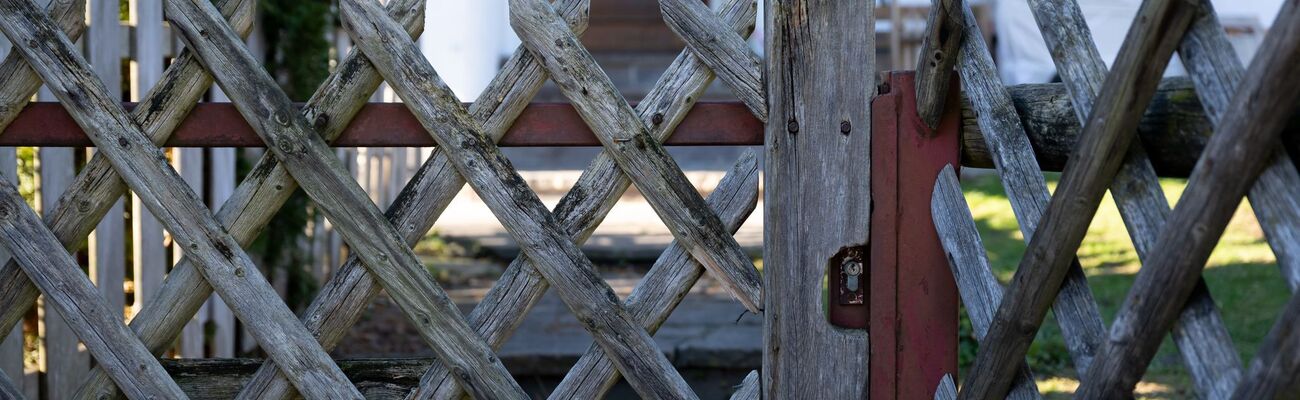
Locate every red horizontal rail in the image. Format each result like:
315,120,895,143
3,102,763,147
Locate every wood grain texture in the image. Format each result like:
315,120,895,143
548,151,758,399
239,2,590,399
1177,0,1300,294
0,163,185,398
958,0,1198,397
930,165,1041,400
1079,2,1300,397
933,374,956,400
409,2,758,399
342,1,696,398
914,0,964,129
164,0,530,398
951,1,1106,375
1026,0,1246,396
657,0,765,121
511,0,762,315
729,370,760,400
762,0,873,398
0,0,363,397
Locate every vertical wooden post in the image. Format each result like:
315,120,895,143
763,0,873,397
0,139,19,394
38,91,82,398
88,0,126,324
129,0,167,328
208,87,237,358
175,146,207,358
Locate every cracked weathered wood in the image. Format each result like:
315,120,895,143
1177,0,1300,294
763,0,873,397
657,0,765,121
164,0,528,397
931,165,1041,400
0,152,185,398
914,0,964,129
342,1,695,397
237,2,593,400
549,151,758,399
511,0,762,314
1079,2,1300,396
1024,0,1246,396
951,0,1107,376
729,371,760,400
959,0,1198,396
0,0,363,397
407,2,758,399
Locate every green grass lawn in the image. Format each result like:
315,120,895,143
959,171,1289,398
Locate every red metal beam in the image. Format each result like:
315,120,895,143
1,102,763,147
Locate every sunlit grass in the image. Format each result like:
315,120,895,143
959,171,1288,397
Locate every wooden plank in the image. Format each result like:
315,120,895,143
240,1,593,398
511,0,762,314
1078,2,1300,396
89,0,127,327
39,146,86,400
934,374,956,400
1025,0,1247,396
343,1,696,397
410,1,757,398
1177,0,1300,293
207,89,237,359
0,155,185,399
729,370,760,400
958,0,1198,396
914,0,964,129
548,151,759,399
129,1,168,349
1234,288,1300,398
0,0,363,397
930,165,1041,400
165,0,536,397
657,0,765,121
762,0,872,397
0,0,244,371
175,147,207,358
0,145,20,396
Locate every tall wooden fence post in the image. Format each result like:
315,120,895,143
763,0,874,397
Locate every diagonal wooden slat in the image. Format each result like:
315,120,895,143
1235,286,1300,397
0,0,363,397
730,371,760,400
0,0,253,368
657,0,765,121
951,0,1107,375
913,0,964,129
933,374,956,400
931,165,1041,400
1025,0,1251,395
0,165,185,398
548,151,759,399
342,1,696,397
1079,2,1300,396
0,366,18,400
409,1,759,398
958,0,1198,396
162,0,529,397
236,2,593,399
511,0,762,314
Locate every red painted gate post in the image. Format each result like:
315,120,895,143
869,71,960,399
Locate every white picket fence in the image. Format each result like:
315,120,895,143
0,1,494,397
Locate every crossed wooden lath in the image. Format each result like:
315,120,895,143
920,0,1300,397
0,0,767,398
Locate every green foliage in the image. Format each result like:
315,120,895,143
16,147,35,207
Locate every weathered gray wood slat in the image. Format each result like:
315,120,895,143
163,0,529,398
1079,2,1300,397
0,367,18,400
763,0,872,398
238,2,590,399
931,165,1042,400
510,0,762,314
1026,0,1247,396
0,4,255,381
933,374,956,400
729,371,760,400
959,0,1198,397
0,1,364,397
410,1,758,398
0,151,184,398
657,0,765,121
1236,286,1300,398
0,0,89,341
1178,0,1300,292
913,0,964,129
549,151,759,399
951,0,1106,375
341,1,696,398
